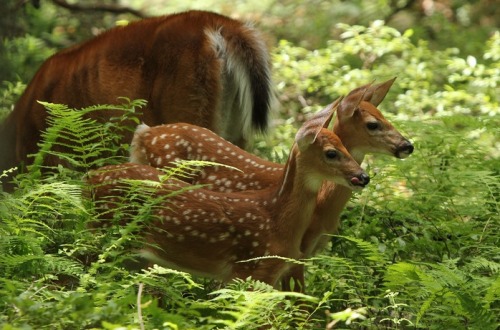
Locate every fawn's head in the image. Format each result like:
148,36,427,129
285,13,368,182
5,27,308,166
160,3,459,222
293,99,370,192
333,78,414,161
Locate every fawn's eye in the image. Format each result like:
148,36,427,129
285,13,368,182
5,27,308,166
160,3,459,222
325,150,338,160
366,122,381,130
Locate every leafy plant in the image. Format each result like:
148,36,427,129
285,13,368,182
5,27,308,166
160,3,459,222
1,19,499,329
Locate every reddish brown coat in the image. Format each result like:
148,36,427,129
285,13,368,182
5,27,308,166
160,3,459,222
87,105,369,287
128,79,414,290
0,10,275,187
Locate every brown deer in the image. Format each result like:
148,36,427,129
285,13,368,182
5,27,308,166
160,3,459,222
86,102,370,287
0,10,275,190
128,78,414,290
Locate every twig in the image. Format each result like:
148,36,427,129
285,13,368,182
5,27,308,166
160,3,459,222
50,0,147,18
325,310,338,329
137,282,145,330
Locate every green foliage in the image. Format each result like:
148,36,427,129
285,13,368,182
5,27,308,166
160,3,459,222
0,81,26,122
271,21,499,123
0,17,499,330
0,101,325,329
256,21,499,165
299,115,499,328
253,22,498,329
0,35,56,84
33,100,143,168
209,279,319,329
384,261,496,329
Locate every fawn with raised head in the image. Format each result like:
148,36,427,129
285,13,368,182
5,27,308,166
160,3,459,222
0,10,275,191
128,78,414,290
130,79,412,191
87,102,370,287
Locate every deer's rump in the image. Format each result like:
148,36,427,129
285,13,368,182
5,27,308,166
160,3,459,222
0,10,274,185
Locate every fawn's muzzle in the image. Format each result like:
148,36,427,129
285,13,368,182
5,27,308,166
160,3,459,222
396,140,414,159
351,173,370,188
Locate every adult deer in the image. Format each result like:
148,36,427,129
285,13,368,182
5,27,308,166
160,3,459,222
129,78,414,290
0,10,274,190
87,102,370,287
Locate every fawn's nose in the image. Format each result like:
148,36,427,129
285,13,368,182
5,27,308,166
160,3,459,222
396,140,414,159
351,173,370,187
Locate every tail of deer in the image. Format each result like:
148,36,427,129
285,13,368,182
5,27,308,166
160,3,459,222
127,79,413,291
0,10,275,191
87,104,369,287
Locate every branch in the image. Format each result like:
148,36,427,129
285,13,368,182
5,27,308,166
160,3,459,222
137,283,145,330
50,0,147,18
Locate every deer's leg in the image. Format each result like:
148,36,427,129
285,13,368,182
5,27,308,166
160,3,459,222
280,264,306,292
232,259,286,288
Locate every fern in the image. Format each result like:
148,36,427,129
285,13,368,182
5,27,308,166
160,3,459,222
165,159,242,181
333,235,386,263
28,99,144,180
0,181,88,279
304,237,389,328
209,278,318,329
484,276,500,309
384,261,497,329
1,26,499,328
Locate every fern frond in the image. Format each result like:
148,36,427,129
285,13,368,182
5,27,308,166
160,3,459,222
29,100,144,177
210,278,317,329
484,276,500,307
333,235,385,263
235,255,306,265
161,159,242,181
463,257,500,275
385,261,497,328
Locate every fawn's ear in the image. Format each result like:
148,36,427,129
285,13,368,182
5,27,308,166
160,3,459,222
310,95,343,129
363,77,396,106
337,83,371,121
296,127,321,152
296,97,342,151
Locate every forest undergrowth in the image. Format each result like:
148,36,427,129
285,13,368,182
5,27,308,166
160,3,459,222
0,22,499,329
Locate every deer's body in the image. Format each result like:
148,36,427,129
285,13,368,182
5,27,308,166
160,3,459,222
130,122,282,192
90,161,317,282
129,79,414,290
0,10,274,187
88,104,369,286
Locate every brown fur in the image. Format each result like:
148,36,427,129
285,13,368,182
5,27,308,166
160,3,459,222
0,10,275,190
87,106,368,287
128,79,414,291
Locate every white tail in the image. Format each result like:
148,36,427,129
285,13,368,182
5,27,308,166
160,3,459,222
87,104,369,287
128,79,414,290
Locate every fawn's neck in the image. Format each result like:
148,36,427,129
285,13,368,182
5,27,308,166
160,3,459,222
273,146,321,252
313,151,366,238
314,183,353,235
